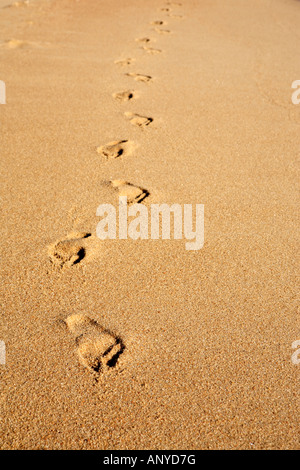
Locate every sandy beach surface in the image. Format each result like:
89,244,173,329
0,0,299,450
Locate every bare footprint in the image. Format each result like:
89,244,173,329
142,46,162,55
5,0,29,7
135,37,153,44
1,39,47,49
168,14,185,19
97,140,136,160
124,112,153,128
166,1,182,6
112,90,135,102
126,73,152,83
65,314,124,375
114,58,135,67
151,20,167,26
110,180,149,204
154,27,171,35
48,232,91,268
1,39,31,49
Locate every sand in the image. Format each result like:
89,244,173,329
0,0,299,450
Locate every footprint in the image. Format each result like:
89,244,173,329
110,180,149,204
126,73,152,83
112,90,135,102
168,14,184,19
0,39,47,49
154,28,171,35
97,140,136,160
1,39,30,49
114,58,135,67
65,314,124,375
124,112,153,128
166,1,182,6
151,20,167,26
135,37,152,44
142,46,162,55
5,0,29,7
48,232,91,268
160,7,172,12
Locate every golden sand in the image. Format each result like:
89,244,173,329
0,0,299,450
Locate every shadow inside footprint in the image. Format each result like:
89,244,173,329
104,337,125,368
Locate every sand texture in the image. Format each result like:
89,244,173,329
0,0,299,450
